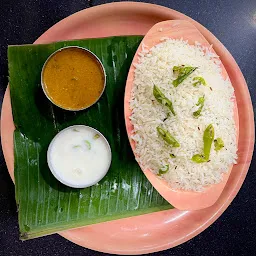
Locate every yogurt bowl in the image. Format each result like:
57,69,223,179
47,125,112,188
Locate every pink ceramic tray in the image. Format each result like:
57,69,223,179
1,2,254,255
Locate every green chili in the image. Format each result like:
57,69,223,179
193,96,205,117
192,124,214,163
73,145,81,149
153,85,176,115
203,124,214,160
191,154,206,163
214,137,224,151
94,134,100,139
157,126,180,147
84,140,91,150
157,165,169,176
170,153,176,158
193,76,206,87
172,66,197,87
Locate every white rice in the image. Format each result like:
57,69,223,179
129,38,237,191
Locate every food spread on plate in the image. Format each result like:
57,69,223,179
42,47,105,110
5,17,242,242
130,38,237,191
2,2,253,252
47,125,112,188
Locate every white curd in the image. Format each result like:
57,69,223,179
47,125,111,188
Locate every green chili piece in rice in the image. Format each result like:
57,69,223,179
170,153,176,158
214,137,224,151
191,154,207,163
193,96,205,117
193,76,206,87
192,124,214,163
203,124,214,160
157,126,180,147
153,85,176,115
157,165,169,176
172,66,197,87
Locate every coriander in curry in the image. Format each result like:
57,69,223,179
42,47,105,110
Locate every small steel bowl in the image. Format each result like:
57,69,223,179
41,46,106,111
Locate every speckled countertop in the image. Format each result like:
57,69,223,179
0,0,255,255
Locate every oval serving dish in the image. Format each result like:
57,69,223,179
124,20,239,211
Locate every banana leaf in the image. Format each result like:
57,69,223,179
8,36,173,240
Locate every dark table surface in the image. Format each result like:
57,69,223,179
0,0,255,255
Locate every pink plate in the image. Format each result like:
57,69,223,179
1,2,254,255
124,20,239,211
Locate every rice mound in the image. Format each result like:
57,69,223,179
129,38,237,191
